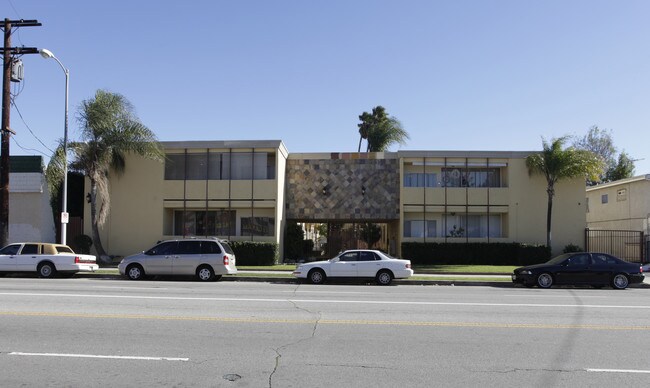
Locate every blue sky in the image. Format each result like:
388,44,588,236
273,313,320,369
5,0,650,173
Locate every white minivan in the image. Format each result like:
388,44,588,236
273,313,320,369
119,238,237,281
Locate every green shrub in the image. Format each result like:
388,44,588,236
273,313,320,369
229,241,278,266
563,243,583,253
73,234,93,254
401,242,551,266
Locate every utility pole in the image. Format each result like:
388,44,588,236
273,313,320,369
0,18,41,247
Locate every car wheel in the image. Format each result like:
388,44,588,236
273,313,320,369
37,262,57,278
612,274,629,290
308,268,326,284
376,270,393,286
126,264,145,280
536,272,553,288
197,265,215,281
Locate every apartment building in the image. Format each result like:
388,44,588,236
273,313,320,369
586,175,650,233
85,142,587,258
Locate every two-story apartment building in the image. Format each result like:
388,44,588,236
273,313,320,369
586,175,650,233
86,141,586,258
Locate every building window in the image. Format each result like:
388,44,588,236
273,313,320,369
165,151,276,180
404,220,437,237
403,173,437,187
444,214,502,237
164,154,185,180
241,217,275,236
186,153,207,180
441,168,500,187
601,194,608,204
174,210,236,236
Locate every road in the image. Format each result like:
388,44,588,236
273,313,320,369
1,277,649,387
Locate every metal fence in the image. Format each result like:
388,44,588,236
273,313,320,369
584,229,645,263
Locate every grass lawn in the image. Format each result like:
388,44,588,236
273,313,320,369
238,264,517,274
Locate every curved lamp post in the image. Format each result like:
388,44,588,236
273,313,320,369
39,48,69,245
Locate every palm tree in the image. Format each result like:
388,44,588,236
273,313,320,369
525,136,603,251
48,90,163,264
357,106,409,152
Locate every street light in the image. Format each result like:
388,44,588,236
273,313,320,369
39,48,69,245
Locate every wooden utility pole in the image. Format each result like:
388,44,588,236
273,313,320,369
0,18,41,247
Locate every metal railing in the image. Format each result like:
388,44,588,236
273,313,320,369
585,229,645,263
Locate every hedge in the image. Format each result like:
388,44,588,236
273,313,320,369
229,241,278,266
401,242,551,266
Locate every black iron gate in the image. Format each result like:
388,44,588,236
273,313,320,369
585,229,645,263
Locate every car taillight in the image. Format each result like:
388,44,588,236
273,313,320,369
75,256,80,263
641,266,644,273
406,263,411,269
223,255,230,265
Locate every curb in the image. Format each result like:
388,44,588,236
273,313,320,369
70,273,650,288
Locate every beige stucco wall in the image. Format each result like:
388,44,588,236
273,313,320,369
586,175,650,233
399,152,587,255
84,141,288,258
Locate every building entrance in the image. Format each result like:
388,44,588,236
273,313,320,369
297,221,398,259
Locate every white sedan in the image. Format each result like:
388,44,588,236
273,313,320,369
293,249,413,285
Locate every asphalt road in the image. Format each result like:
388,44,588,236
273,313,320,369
1,277,649,387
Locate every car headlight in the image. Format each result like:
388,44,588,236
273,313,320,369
520,270,532,275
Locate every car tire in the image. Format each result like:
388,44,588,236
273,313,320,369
611,274,629,290
37,262,57,278
376,270,393,286
196,265,215,282
308,268,326,284
536,272,553,288
126,264,145,280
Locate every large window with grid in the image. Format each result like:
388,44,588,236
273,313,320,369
173,210,236,236
441,168,500,187
165,152,275,180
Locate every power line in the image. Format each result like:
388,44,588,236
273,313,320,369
10,98,55,154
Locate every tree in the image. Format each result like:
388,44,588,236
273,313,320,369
47,90,163,264
357,106,409,152
573,126,635,183
526,136,603,251
359,222,381,249
284,221,305,261
605,151,635,182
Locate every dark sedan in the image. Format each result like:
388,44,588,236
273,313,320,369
512,252,644,289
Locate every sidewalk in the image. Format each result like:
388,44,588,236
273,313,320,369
80,269,650,288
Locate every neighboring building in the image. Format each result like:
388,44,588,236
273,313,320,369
586,175,650,234
8,156,56,244
85,142,587,258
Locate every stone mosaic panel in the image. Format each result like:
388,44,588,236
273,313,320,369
285,158,400,220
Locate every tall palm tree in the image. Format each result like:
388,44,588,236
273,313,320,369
48,90,163,264
525,136,603,251
357,106,409,152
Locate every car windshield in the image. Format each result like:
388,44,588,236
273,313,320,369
220,242,234,255
0,244,20,255
55,246,74,254
546,253,574,265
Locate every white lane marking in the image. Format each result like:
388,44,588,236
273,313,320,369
504,294,607,298
1,292,650,309
587,368,650,374
281,290,375,295
91,286,169,290
9,352,188,362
